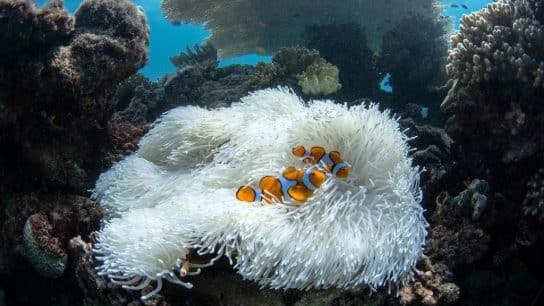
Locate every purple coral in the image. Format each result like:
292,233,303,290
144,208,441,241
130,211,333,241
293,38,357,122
23,213,67,279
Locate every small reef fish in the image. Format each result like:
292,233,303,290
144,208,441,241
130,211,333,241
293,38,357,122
255,46,267,55
461,4,468,9
450,4,459,8
236,166,326,204
292,145,349,178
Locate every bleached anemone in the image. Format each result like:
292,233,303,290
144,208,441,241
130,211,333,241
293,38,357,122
92,87,427,300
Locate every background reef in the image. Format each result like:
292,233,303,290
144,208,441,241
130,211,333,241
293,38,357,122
0,0,543,305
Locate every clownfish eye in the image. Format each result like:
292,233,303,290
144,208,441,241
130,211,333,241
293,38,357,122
336,167,349,178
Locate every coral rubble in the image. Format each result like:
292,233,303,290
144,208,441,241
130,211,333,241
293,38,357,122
158,46,341,109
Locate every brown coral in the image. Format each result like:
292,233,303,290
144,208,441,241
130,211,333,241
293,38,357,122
0,194,102,277
0,0,74,61
442,0,544,163
399,255,460,306
0,0,150,193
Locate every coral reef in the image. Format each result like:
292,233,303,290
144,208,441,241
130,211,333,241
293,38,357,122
304,23,380,99
426,189,492,268
158,46,340,109
0,193,102,304
1,1,543,305
460,261,540,306
170,44,219,72
399,118,455,199
92,87,426,299
70,237,153,306
0,0,148,304
451,179,490,221
442,0,544,163
0,193,102,298
271,47,321,77
0,0,74,59
399,255,459,306
23,213,68,278
0,0,149,193
380,13,450,110
160,0,438,57
296,58,341,96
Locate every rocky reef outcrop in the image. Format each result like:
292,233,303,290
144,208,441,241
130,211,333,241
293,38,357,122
0,0,148,304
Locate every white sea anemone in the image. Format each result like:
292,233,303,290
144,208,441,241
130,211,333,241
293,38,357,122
92,87,427,300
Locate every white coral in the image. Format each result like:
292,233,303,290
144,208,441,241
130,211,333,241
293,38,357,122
92,87,427,298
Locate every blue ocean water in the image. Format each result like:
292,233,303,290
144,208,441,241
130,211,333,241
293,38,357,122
441,0,491,28
38,0,492,81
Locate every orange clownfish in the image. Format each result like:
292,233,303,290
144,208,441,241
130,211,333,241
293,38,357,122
236,166,326,204
292,145,350,178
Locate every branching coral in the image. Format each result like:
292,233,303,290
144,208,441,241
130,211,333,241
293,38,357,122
160,0,438,57
446,0,544,87
92,87,427,299
442,0,544,163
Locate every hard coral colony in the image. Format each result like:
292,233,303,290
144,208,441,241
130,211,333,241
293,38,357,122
92,88,427,300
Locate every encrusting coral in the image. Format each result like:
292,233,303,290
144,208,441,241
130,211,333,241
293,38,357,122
160,0,438,57
92,87,427,300
23,213,68,279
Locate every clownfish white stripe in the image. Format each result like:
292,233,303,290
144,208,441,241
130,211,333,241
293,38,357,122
320,153,333,166
254,189,263,202
332,162,348,176
279,175,297,198
302,168,318,190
